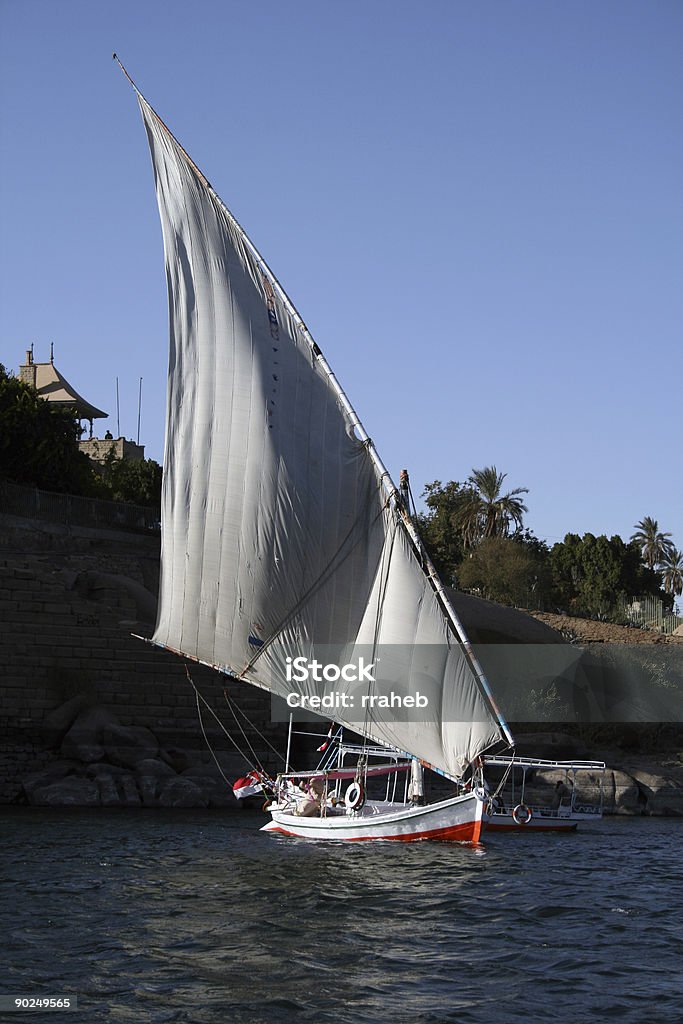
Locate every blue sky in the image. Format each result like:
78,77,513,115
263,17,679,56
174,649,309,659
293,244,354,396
1,0,681,554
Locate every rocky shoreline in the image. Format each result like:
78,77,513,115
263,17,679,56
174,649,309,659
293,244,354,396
14,695,243,811
601,754,683,817
10,695,683,817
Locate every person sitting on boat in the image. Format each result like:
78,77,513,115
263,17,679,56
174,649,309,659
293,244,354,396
552,779,573,809
295,778,326,817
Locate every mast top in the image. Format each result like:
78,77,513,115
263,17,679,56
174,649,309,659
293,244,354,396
112,54,142,96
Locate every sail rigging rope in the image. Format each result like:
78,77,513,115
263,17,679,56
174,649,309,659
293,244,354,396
223,688,287,764
185,666,272,785
489,757,515,802
192,687,234,788
222,689,284,772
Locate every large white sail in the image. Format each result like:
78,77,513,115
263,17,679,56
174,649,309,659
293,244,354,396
138,92,509,779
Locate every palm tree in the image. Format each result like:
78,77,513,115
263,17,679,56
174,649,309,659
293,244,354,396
453,466,528,548
660,547,683,597
630,517,674,570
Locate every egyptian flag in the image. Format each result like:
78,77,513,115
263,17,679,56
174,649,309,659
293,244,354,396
232,771,263,800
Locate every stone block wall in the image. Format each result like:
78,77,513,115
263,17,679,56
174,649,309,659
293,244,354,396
78,437,145,464
0,512,285,804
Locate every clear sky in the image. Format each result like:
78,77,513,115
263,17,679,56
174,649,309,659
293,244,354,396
1,0,681,553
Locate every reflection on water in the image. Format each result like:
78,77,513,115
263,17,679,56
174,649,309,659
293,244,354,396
2,809,683,1023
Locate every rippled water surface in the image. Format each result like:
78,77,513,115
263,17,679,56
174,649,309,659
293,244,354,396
2,809,682,1023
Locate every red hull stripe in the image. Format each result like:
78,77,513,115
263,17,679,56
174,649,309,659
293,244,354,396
267,817,482,844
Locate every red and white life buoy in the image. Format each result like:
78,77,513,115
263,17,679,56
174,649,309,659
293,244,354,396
345,781,366,811
512,803,533,825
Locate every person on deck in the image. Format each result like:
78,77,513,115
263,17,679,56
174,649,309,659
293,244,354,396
553,779,573,809
296,778,325,817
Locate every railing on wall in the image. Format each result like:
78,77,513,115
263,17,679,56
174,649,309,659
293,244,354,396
615,594,683,637
0,478,160,534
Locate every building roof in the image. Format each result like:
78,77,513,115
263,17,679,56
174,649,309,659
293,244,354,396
20,350,108,421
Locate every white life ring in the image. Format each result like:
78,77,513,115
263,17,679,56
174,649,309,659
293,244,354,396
345,781,366,811
512,803,533,825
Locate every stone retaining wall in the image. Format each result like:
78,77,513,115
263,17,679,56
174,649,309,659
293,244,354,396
0,512,285,805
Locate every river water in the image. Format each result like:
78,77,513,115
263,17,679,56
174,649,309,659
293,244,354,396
2,808,681,1023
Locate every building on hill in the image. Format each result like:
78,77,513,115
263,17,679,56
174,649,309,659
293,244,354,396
78,437,145,464
19,345,144,462
19,345,108,435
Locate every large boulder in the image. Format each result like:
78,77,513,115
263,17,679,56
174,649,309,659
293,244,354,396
135,758,176,778
96,774,121,807
118,774,142,806
103,724,159,769
22,761,81,802
84,761,131,780
158,777,209,809
629,769,683,816
31,777,101,807
137,776,162,807
604,770,644,814
135,758,177,808
180,767,237,808
39,694,93,749
61,706,121,764
161,747,207,774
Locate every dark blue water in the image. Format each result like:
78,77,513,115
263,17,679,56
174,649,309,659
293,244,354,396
2,809,682,1023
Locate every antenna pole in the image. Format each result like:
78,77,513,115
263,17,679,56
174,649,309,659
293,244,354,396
116,377,120,438
137,377,143,445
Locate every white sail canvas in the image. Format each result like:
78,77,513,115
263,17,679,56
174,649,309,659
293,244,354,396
139,92,507,781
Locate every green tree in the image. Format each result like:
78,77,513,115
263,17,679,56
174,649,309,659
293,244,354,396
453,466,528,549
457,535,551,608
549,532,663,618
630,516,674,570
100,448,162,507
416,480,470,585
0,363,99,495
660,548,683,598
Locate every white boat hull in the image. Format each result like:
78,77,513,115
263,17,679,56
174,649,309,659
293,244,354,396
487,807,601,832
261,791,486,843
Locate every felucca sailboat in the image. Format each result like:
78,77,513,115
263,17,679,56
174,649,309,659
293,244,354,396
118,58,515,841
